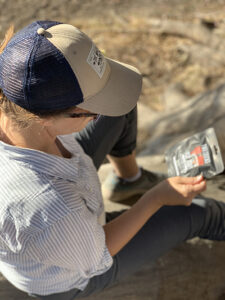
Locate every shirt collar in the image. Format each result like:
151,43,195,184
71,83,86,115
0,135,81,182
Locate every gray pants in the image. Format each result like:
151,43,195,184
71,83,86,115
33,108,225,300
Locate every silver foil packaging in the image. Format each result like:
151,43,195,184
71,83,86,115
165,128,224,178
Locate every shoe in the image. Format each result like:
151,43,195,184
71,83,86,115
101,168,167,203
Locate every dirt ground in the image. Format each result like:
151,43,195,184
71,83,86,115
1,0,225,111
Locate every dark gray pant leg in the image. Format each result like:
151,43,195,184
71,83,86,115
33,197,225,300
74,197,225,298
115,197,225,280
74,107,137,170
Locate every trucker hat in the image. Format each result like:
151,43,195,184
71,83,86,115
0,20,142,116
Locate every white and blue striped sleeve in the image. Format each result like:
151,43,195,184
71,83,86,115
26,206,113,277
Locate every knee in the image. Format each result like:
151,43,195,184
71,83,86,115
192,197,225,240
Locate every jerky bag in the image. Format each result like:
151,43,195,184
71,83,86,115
165,128,224,178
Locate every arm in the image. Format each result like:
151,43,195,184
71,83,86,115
103,175,206,257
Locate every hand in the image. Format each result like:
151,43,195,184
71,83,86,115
148,175,206,207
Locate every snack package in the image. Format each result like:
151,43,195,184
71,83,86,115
165,128,224,178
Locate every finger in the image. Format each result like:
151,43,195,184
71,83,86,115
175,175,204,185
194,174,204,184
190,180,207,194
183,180,206,197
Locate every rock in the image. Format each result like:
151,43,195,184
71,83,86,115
138,83,225,159
178,43,225,68
0,279,32,300
146,18,223,49
162,82,189,111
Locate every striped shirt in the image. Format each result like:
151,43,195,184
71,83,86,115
0,134,113,296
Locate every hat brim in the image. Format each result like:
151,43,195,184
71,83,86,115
77,58,142,116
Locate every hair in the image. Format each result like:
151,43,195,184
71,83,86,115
0,25,75,129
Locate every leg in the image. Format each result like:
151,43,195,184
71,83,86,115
115,197,225,280
76,196,225,298
75,107,166,202
32,197,225,300
107,150,139,178
74,107,138,170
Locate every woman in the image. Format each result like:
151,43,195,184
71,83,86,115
0,20,224,300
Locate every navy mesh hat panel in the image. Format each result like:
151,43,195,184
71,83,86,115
27,33,83,111
0,21,84,112
3,21,59,51
7,22,41,46
0,36,34,108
